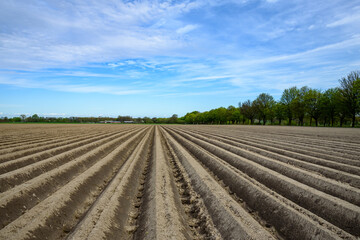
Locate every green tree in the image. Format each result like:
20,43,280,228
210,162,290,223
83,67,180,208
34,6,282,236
201,111,210,124
12,117,21,122
292,86,308,126
304,88,322,126
253,93,275,125
240,100,256,124
20,114,26,122
143,117,153,124
331,89,348,127
210,107,227,124
152,117,158,123
207,109,216,124
267,103,276,124
169,114,178,124
117,115,133,122
0,117,9,122
320,88,338,126
274,102,286,125
31,114,40,122
184,111,199,124
339,71,360,127
280,87,298,125
232,108,242,124
195,112,204,124
238,103,246,124
226,105,237,124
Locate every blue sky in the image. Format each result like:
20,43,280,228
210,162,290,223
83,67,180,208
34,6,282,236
1,0,360,118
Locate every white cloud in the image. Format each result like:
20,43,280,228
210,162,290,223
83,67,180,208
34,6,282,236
50,84,147,95
108,62,125,67
125,60,137,65
43,113,67,116
156,89,236,97
172,75,235,85
0,77,147,95
326,14,360,28
58,71,120,78
223,35,360,67
176,24,199,34
1,0,358,72
1,0,360,109
0,1,204,70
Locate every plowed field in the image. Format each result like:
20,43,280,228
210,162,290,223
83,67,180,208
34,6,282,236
0,124,359,239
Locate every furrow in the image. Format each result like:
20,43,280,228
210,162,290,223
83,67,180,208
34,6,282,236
252,130,360,151
0,127,148,239
161,128,276,240
0,126,96,150
171,127,360,206
0,128,136,164
67,126,154,240
0,130,129,175
183,128,360,188
134,127,193,240
196,126,360,153
165,127,360,236
228,133,360,165
0,129,139,192
229,125,360,145
184,127,360,176
159,126,225,239
164,127,356,240
210,128,360,162
223,127,360,153
0,131,107,155
0,135,61,150
0,127,146,229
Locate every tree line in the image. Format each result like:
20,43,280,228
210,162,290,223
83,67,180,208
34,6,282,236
181,71,360,127
0,113,183,124
1,71,359,127
0,115,176,124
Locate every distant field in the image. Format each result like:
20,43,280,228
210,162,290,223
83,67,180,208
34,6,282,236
0,124,359,239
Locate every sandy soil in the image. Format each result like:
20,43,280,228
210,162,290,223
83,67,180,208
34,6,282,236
0,124,359,239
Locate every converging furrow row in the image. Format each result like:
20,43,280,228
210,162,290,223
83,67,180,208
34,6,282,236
0,124,359,240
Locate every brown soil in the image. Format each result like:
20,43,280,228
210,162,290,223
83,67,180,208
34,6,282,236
0,124,359,239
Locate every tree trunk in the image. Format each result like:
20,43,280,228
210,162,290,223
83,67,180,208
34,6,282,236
340,117,344,127
299,117,304,126
315,118,318,127
263,117,266,125
279,118,282,125
288,118,292,126
352,114,355,127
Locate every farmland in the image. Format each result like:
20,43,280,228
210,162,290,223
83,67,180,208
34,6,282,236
0,124,359,239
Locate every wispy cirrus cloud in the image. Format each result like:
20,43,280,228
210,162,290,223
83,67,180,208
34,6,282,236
176,24,199,34
1,0,360,117
327,14,360,27
0,1,203,70
326,5,360,28
0,76,147,95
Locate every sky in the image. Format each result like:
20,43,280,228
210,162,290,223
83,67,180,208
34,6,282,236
1,0,360,118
